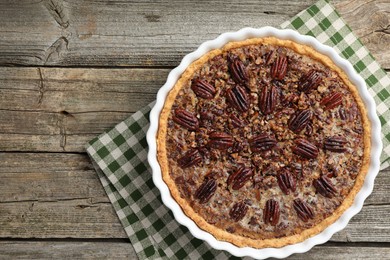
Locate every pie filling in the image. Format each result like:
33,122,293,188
160,39,366,243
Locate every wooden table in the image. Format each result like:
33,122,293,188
0,0,389,258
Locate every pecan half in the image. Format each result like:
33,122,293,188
324,136,348,152
259,85,279,115
191,79,216,99
264,50,276,65
208,132,234,150
177,149,202,168
229,113,246,128
293,198,315,222
229,201,248,222
270,55,288,80
299,70,322,93
249,134,277,153
228,58,248,85
172,109,199,131
313,175,337,198
277,171,296,195
320,92,343,110
288,109,313,134
227,166,253,190
263,199,280,226
195,178,217,203
292,138,319,159
226,85,250,112
338,107,349,121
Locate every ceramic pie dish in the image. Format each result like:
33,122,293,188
146,27,382,259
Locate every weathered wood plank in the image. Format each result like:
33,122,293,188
0,200,127,238
287,244,390,259
0,241,137,259
0,134,94,153
1,67,390,152
331,204,390,242
0,153,106,202
0,0,315,66
0,67,168,152
0,242,388,260
1,153,388,204
0,153,389,240
334,0,390,69
0,199,389,241
0,152,127,238
1,153,388,206
1,0,388,69
0,67,166,113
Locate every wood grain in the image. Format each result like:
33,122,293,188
0,153,105,202
0,200,127,238
0,241,136,259
0,153,388,206
0,67,168,152
0,0,389,257
0,153,389,241
1,67,389,152
334,0,390,69
0,0,314,67
0,67,166,112
0,0,388,68
0,242,388,259
0,199,389,241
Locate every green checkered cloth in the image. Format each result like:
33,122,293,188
86,0,390,259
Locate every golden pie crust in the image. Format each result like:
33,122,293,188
156,37,371,248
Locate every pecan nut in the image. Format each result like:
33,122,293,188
292,138,319,159
277,171,296,195
320,92,343,110
229,201,248,222
226,85,250,112
313,175,337,198
338,107,349,121
228,57,248,85
324,136,347,152
259,85,279,115
270,55,288,80
288,109,313,133
263,199,280,226
177,149,202,168
172,109,199,131
338,106,358,122
299,70,322,93
293,198,315,222
191,79,216,99
229,113,246,128
208,132,234,150
195,178,217,203
227,166,253,190
264,50,276,65
249,133,277,153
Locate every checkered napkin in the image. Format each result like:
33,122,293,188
86,0,390,259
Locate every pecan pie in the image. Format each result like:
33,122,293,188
157,37,370,248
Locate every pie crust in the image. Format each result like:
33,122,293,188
156,37,370,248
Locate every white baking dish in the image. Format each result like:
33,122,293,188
146,27,382,259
